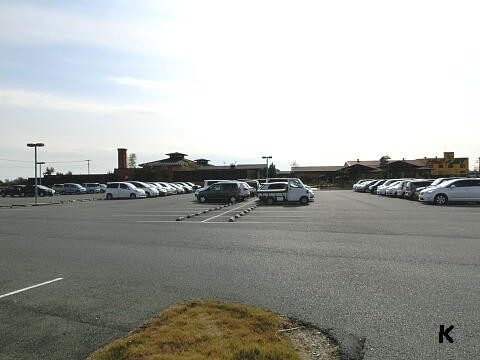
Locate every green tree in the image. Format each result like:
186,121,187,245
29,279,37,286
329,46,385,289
128,153,137,168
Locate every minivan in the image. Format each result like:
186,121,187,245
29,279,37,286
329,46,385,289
197,181,242,204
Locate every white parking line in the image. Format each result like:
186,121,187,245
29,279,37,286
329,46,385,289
0,278,63,299
201,200,258,223
136,220,302,224
111,214,185,217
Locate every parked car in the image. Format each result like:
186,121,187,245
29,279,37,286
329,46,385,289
404,180,434,200
83,183,103,193
418,178,480,205
195,180,231,197
368,179,386,194
60,183,87,195
174,182,193,193
1,185,25,197
22,185,55,197
185,182,200,190
157,182,178,195
127,181,159,197
170,183,186,194
148,182,168,196
99,184,107,193
237,181,253,199
356,180,377,192
414,177,462,198
106,182,146,199
396,180,415,198
197,181,242,204
376,179,401,195
353,179,374,191
385,181,402,197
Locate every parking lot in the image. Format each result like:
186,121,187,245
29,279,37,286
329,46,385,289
0,190,479,359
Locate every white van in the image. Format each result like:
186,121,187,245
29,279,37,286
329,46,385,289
106,182,146,199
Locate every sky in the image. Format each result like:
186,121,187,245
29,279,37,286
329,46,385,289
1,0,479,180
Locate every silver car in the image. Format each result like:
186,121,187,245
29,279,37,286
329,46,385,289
419,178,480,205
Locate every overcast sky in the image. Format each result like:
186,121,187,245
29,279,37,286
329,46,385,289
1,0,479,179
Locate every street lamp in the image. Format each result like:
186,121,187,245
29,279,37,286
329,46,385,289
85,159,91,175
37,161,45,185
27,143,45,204
262,156,272,179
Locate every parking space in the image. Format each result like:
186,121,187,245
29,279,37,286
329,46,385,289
1,190,479,360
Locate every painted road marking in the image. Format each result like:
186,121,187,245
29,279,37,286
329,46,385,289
112,214,186,217
0,278,63,299
201,200,258,223
136,220,305,224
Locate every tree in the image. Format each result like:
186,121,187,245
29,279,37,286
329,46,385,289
128,153,137,168
291,160,299,168
379,155,391,177
379,155,391,167
65,171,73,175
44,166,55,175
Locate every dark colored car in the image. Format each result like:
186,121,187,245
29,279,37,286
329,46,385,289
0,185,25,197
197,181,242,204
404,180,434,200
368,179,386,194
22,185,55,197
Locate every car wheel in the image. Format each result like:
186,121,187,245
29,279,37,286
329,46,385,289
266,197,274,205
145,192,151,198
130,193,136,199
434,194,448,206
39,192,45,197
106,193,113,200
229,196,237,204
299,196,309,205
198,195,207,203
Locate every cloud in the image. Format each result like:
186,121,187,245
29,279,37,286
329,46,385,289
0,2,169,56
109,76,196,93
0,88,159,115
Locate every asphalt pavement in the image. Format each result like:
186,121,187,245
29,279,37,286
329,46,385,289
0,191,478,359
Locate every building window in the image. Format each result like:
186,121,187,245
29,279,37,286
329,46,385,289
438,164,444,168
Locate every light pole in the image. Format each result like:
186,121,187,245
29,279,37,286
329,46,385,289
85,159,91,175
262,156,272,179
37,161,45,185
27,143,45,204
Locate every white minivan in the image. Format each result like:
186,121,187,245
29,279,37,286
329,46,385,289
106,182,146,199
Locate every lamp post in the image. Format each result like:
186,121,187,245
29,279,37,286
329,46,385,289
27,143,45,205
37,161,45,185
262,156,272,179
85,159,91,175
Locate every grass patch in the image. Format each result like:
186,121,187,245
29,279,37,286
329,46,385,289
87,300,313,360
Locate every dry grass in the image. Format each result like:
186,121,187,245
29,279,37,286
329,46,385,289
87,300,306,360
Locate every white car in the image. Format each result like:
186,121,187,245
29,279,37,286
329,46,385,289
105,182,146,199
127,181,159,197
419,178,480,205
237,181,253,199
157,182,177,195
148,182,168,196
376,179,401,195
385,181,401,197
170,183,186,194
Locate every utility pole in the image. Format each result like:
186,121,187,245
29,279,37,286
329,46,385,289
85,159,91,175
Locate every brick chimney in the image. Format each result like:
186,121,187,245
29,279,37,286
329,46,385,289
117,148,127,169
